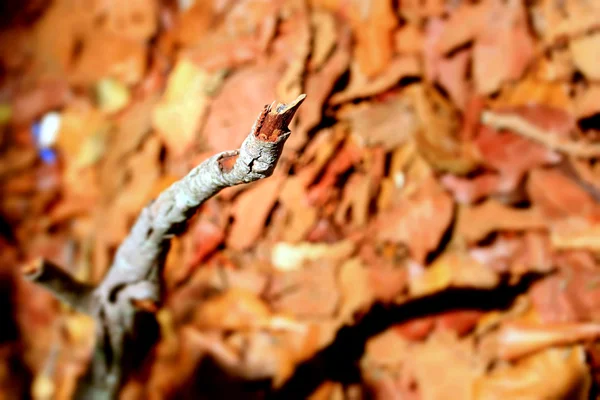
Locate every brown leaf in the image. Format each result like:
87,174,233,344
441,172,508,205
202,62,284,153
574,84,600,118
338,94,416,151
551,217,600,251
278,173,319,243
337,258,374,323
527,168,600,220
530,252,600,323
472,0,534,94
153,59,220,156
269,260,340,319
347,0,397,77
69,33,147,87
405,330,484,400
473,347,591,400
409,249,499,297
533,0,600,43
227,173,286,251
331,56,420,104
193,288,271,331
309,10,338,70
411,84,480,174
474,105,574,183
11,79,71,125
394,23,423,55
377,176,454,263
296,27,351,147
570,32,600,81
455,200,547,243
494,322,600,361
437,49,471,111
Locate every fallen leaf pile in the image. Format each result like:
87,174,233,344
1,0,600,398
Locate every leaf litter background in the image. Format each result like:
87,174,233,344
2,0,600,399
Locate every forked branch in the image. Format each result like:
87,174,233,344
23,94,306,399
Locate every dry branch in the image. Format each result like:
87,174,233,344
22,258,95,314
24,94,306,399
481,110,600,158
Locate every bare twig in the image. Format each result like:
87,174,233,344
24,94,306,399
21,258,94,314
481,110,600,158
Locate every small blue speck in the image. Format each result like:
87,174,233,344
39,147,57,164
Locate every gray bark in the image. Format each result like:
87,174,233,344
24,94,306,399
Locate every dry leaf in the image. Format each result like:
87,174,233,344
202,62,283,153
339,94,416,150
271,240,355,271
269,260,340,318
473,347,591,400
570,32,600,81
69,33,147,86
527,168,600,220
310,10,337,70
494,322,600,361
394,23,423,55
409,249,499,297
473,0,534,94
411,84,480,174
550,217,600,251
377,176,454,263
296,27,351,148
227,173,285,251
193,288,271,331
405,330,484,400
455,200,547,243
331,56,420,104
347,0,397,77
530,252,600,323
153,59,218,155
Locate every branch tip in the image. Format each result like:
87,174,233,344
255,94,306,142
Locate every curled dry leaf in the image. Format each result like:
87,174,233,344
473,347,591,400
455,200,547,243
410,84,480,174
